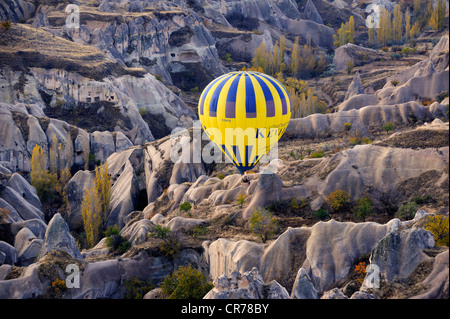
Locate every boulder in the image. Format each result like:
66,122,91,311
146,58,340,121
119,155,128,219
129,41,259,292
0,263,46,299
337,94,379,112
344,72,364,101
303,0,323,24
290,268,318,299
0,241,17,265
120,219,155,245
369,227,435,283
204,268,290,299
350,290,375,299
333,43,383,72
166,216,207,232
0,186,45,221
321,288,348,299
39,213,83,260
242,173,284,219
7,173,42,211
65,170,94,231
411,250,449,299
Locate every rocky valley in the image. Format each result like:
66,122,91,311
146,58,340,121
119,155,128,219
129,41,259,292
0,0,448,302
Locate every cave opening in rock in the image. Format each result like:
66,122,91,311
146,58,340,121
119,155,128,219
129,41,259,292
135,189,148,212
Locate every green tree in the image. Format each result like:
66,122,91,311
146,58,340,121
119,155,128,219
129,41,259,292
160,265,213,299
249,208,278,243
354,196,374,221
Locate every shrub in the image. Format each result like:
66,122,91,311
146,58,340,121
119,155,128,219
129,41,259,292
354,196,374,221
314,208,329,220
179,202,192,212
413,194,433,205
160,265,213,299
395,202,417,220
190,225,208,239
236,194,246,208
123,277,155,299
325,189,351,212
343,122,352,131
425,215,449,247
139,107,149,116
217,173,225,180
0,20,12,30
310,150,324,158
0,208,10,223
289,198,307,210
30,144,58,202
159,234,182,257
104,225,131,254
249,208,279,243
149,225,171,240
436,91,449,103
354,261,367,284
381,122,395,133
391,80,399,86
346,61,354,74
149,225,182,257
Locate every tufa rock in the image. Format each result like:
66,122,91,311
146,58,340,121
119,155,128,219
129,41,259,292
38,213,83,260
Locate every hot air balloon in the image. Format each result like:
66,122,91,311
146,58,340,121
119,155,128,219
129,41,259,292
198,71,291,174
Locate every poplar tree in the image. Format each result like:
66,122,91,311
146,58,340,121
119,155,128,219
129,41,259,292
290,37,300,78
81,162,111,247
30,144,57,202
405,7,411,40
49,134,58,174
81,184,102,248
393,4,403,43
377,8,392,46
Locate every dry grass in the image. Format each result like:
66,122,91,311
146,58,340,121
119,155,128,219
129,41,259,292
0,23,146,80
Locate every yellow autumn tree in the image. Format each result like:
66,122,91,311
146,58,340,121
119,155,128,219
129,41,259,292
81,184,102,247
377,8,392,46
49,134,58,174
81,162,111,247
429,0,446,31
252,41,272,74
405,7,411,40
95,162,111,229
290,36,301,77
333,16,355,48
392,4,403,43
30,144,58,202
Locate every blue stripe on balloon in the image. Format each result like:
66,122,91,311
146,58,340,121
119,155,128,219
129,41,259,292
225,74,241,118
257,73,288,115
245,74,257,118
209,74,234,117
199,74,227,116
251,74,275,117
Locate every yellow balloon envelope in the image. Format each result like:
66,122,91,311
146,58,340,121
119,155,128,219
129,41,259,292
198,71,291,174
